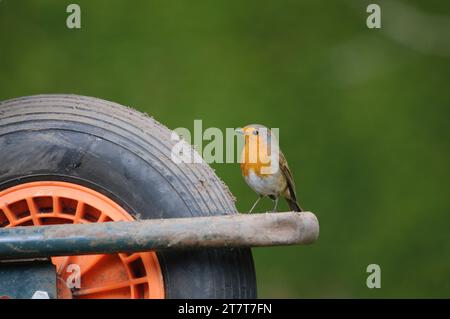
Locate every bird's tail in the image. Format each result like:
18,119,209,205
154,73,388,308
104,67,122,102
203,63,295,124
286,198,303,212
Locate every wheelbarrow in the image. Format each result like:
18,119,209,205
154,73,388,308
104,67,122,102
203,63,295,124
0,95,319,299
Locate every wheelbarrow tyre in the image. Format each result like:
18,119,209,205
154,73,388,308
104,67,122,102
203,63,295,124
0,94,257,299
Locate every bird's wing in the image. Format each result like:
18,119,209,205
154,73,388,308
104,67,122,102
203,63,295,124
279,150,297,201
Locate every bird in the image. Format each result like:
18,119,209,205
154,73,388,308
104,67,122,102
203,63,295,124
236,124,303,213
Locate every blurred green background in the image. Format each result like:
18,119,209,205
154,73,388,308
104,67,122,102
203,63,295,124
1,0,449,298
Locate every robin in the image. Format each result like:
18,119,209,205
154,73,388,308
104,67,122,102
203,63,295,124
236,124,303,213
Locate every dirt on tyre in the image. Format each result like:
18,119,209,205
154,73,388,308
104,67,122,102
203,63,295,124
0,94,257,299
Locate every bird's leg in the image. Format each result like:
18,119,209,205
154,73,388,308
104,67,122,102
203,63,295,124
272,197,279,212
248,195,263,213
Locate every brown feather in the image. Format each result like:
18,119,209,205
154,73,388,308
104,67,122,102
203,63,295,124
279,151,303,212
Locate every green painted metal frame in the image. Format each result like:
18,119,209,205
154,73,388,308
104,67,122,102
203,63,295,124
0,259,56,299
0,212,319,260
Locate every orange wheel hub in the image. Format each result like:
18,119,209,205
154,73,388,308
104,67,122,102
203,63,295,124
0,181,165,299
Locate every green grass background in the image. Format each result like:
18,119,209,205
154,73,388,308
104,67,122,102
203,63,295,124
1,0,449,297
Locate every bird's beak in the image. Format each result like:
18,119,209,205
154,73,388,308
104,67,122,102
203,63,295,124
235,128,244,135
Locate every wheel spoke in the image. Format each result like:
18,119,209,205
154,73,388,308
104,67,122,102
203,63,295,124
73,277,148,297
26,197,41,225
11,216,32,226
53,196,62,215
97,213,107,222
73,201,85,223
121,253,141,264
1,205,17,226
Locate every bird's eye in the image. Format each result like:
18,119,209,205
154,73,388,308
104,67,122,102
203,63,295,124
253,130,259,135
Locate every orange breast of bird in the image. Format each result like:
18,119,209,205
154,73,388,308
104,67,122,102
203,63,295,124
240,135,272,177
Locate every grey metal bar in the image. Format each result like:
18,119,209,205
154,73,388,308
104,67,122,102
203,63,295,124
0,212,319,260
